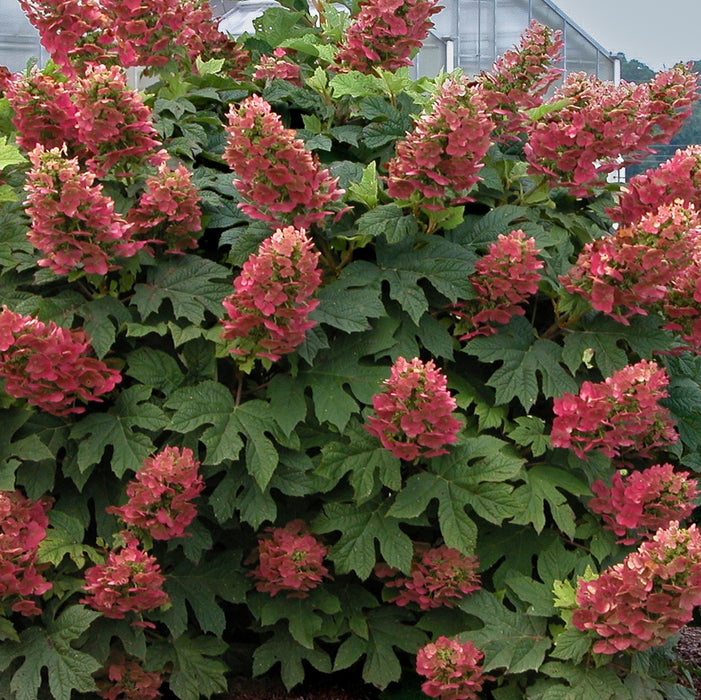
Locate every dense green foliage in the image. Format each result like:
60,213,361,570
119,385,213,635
0,5,700,700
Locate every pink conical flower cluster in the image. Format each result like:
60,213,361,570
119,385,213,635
609,145,701,225
477,20,563,140
107,447,205,541
0,490,52,616
127,163,202,253
224,96,344,229
550,360,677,460
18,0,114,78
25,145,142,275
415,636,489,700
99,657,163,700
455,230,543,339
248,520,330,598
525,65,699,196
572,522,701,654
4,70,80,152
589,464,699,544
561,200,701,323
220,226,322,363
0,306,122,416
374,543,480,610
561,199,701,350
365,356,461,461
19,0,248,79
72,63,165,177
81,531,170,620
334,0,441,74
386,77,494,209
252,48,302,86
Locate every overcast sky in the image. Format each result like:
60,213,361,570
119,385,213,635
553,0,701,70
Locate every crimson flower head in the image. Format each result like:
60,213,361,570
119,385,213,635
4,70,79,152
386,77,493,210
334,0,441,73
72,63,165,177
252,49,302,86
220,226,322,364
416,636,489,700
19,0,115,78
0,490,52,616
375,543,480,610
572,522,701,654
248,520,330,598
365,357,461,461
107,447,205,541
456,230,543,339
127,163,203,254
551,360,678,460
81,531,170,620
610,145,701,225
477,20,563,140
589,464,699,544
224,95,344,229
25,145,142,275
0,306,122,416
561,200,701,324
99,657,163,700
100,0,249,78
525,65,699,196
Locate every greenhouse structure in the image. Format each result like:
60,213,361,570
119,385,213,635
2,0,619,82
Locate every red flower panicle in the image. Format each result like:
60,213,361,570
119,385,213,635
365,357,461,461
81,531,170,619
0,306,122,416
20,0,248,79
572,522,701,654
477,20,563,140
551,360,677,460
455,230,543,339
0,490,52,616
589,464,699,544
107,447,204,541
72,63,165,177
220,226,322,363
19,0,114,78
101,0,249,78
249,520,329,598
525,65,699,196
561,200,701,323
127,163,202,253
25,145,142,275
416,636,489,700
386,77,494,209
374,543,480,610
99,657,163,700
335,0,441,74
252,48,302,86
223,95,344,228
610,145,701,225
4,70,79,152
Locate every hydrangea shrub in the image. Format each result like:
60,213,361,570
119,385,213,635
0,2,700,699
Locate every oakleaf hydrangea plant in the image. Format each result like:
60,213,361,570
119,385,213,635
0,1,699,698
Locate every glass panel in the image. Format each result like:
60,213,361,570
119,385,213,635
0,0,44,72
495,0,529,58
597,53,615,82
413,33,448,78
477,0,495,72
565,23,597,76
458,0,481,76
